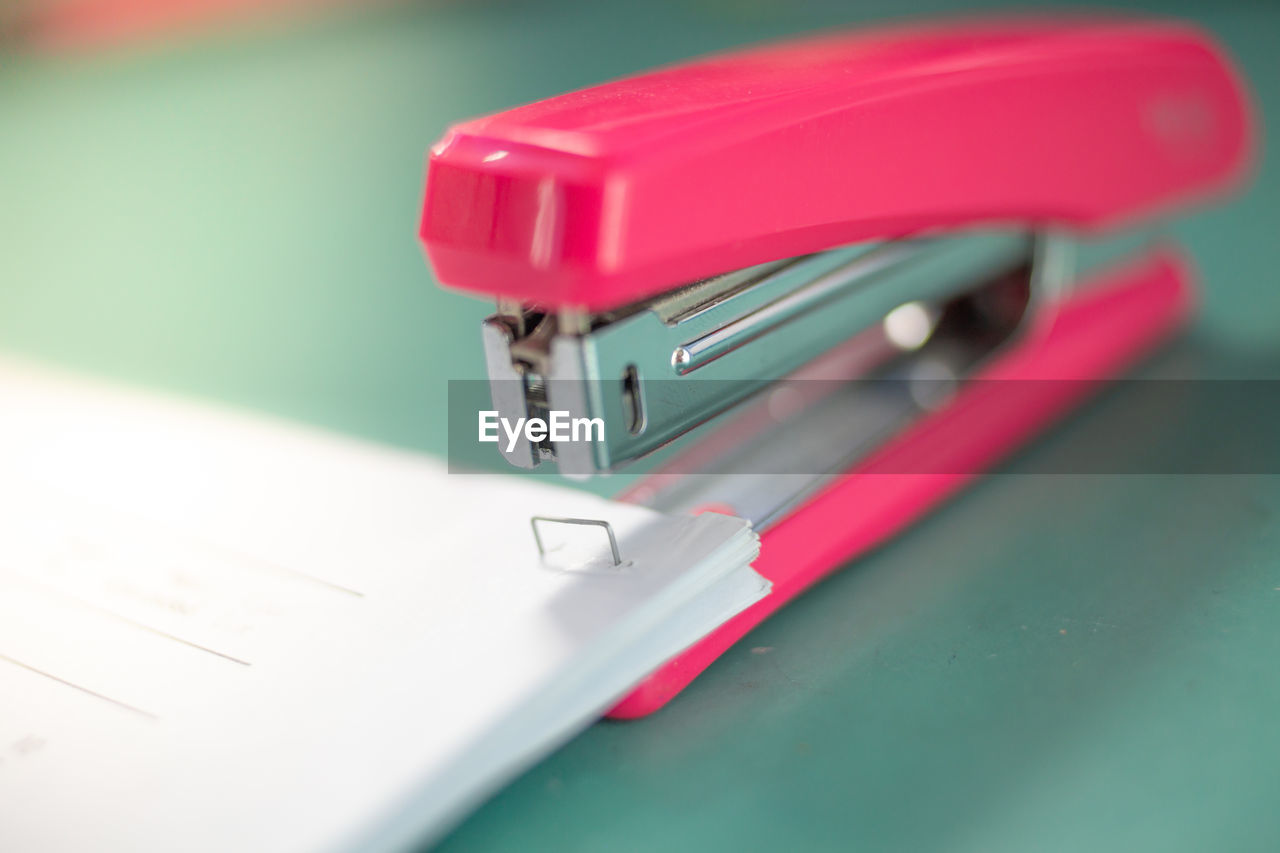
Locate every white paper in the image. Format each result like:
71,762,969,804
0,358,767,852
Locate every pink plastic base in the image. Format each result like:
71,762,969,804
608,247,1195,718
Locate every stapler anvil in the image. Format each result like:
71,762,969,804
419,17,1253,716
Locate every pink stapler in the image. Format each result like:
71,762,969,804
419,17,1253,716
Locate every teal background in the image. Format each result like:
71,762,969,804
2,1,1279,850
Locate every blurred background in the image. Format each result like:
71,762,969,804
3,1,1280,851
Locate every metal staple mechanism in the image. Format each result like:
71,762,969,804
488,229,1075,476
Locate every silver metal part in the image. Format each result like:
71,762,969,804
626,228,1168,529
483,230,1048,477
629,269,1034,527
671,241,922,374
530,516,624,567
480,319,539,468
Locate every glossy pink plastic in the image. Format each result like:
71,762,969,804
609,246,1196,717
420,18,1250,311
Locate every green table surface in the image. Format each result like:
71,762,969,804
3,1,1279,850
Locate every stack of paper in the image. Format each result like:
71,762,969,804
0,358,767,852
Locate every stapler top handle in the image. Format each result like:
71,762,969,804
420,16,1252,313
